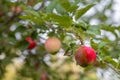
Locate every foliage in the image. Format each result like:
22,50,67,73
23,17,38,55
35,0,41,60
0,0,120,80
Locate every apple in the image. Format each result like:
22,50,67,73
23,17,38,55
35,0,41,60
0,11,3,16
44,37,61,54
11,6,22,14
26,37,36,50
74,45,96,67
40,72,48,80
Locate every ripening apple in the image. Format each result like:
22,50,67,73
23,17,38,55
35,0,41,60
40,72,48,80
26,37,36,50
0,11,3,16
75,45,96,67
44,37,61,54
11,6,22,14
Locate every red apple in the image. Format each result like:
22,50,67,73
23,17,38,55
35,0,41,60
75,46,96,67
44,37,61,54
26,37,36,50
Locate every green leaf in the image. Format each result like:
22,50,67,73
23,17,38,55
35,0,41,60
19,10,44,24
68,5,78,13
58,0,78,13
55,4,66,14
16,40,29,50
75,4,95,20
58,0,71,11
98,41,108,49
20,15,44,24
110,48,120,58
15,25,27,32
85,25,101,36
101,25,119,38
46,13,72,27
75,22,88,31
103,56,118,67
24,10,40,17
31,31,38,39
46,0,57,13
90,39,98,50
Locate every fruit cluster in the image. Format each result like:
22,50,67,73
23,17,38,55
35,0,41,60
44,37,96,67
11,6,22,14
25,36,96,67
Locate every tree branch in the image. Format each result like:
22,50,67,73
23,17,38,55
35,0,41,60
103,61,120,75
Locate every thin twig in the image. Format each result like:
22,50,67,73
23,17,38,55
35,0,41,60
38,0,46,12
4,14,18,25
103,61,120,74
44,21,84,45
66,30,84,45
75,34,84,45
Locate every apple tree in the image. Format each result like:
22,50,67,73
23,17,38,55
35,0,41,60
0,0,120,80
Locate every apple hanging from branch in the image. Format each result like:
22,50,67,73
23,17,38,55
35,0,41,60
26,37,36,50
44,37,61,54
75,45,96,67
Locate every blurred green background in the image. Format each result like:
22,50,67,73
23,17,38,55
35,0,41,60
0,0,120,80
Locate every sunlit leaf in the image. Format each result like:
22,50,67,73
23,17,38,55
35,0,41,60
75,4,95,20
46,0,57,13
85,25,101,36
46,13,72,27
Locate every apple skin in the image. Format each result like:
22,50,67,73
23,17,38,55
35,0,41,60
75,46,96,67
40,72,48,80
44,37,61,54
11,6,22,14
26,37,36,50
0,11,3,16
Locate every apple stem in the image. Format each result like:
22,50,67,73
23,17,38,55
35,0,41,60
44,22,84,45
4,14,18,25
74,33,84,45
78,35,84,45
